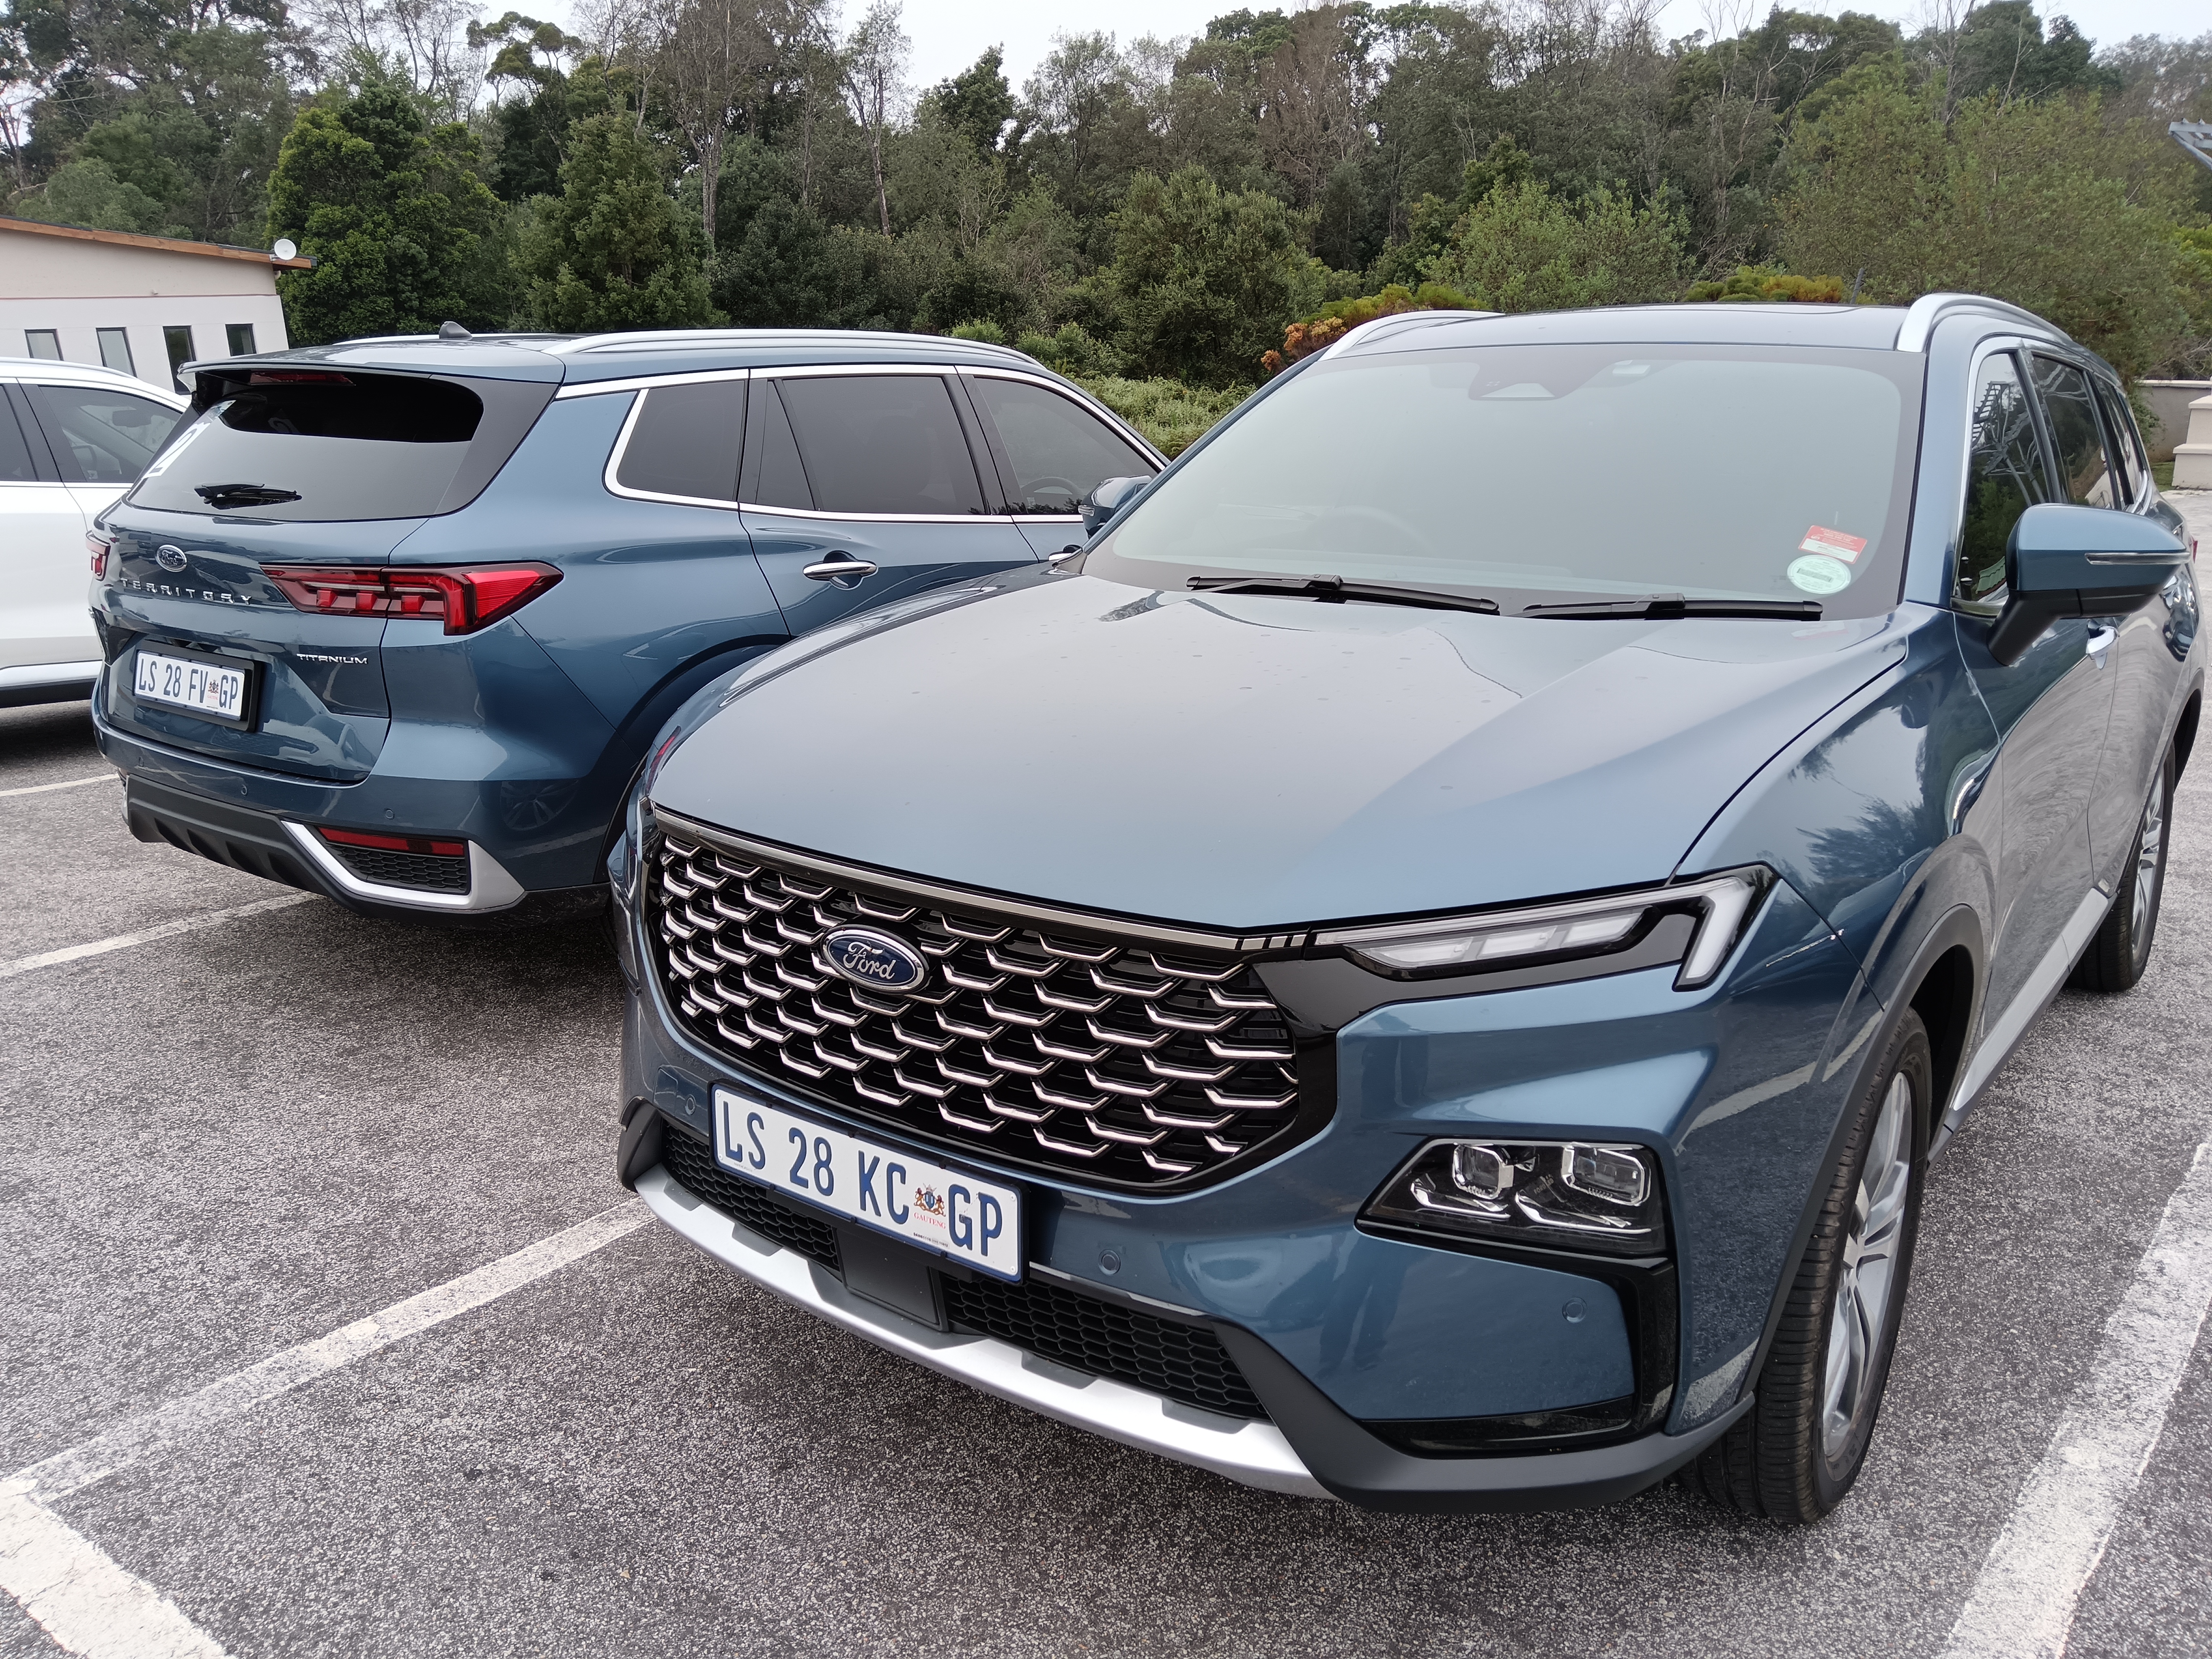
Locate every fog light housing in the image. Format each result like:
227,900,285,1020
1365,1138,1666,1257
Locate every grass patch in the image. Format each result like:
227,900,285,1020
2153,460,2175,491
1071,376,1252,459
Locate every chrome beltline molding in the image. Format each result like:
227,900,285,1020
638,1164,1331,1499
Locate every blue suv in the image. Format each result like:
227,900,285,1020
614,296,2198,1519
89,330,1159,919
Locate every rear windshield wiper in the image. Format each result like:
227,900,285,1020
1188,576,1500,615
1520,593,1824,620
195,482,301,509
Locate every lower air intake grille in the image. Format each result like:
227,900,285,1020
325,843,470,893
661,1127,841,1270
942,1276,1266,1420
656,1126,1264,1420
649,823,1310,1190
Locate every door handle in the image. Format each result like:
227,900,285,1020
2085,624,2116,658
802,556,878,584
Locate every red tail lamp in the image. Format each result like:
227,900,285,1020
319,826,467,857
265,564,560,635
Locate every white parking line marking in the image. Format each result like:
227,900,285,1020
1940,1140,2212,1659
1,1200,648,1657
14,1200,650,1502
0,893,318,981
0,774,115,800
0,1489,228,1658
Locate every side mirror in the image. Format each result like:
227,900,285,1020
1986,503,2188,666
1080,475,1147,537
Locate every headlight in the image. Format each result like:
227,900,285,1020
1318,866,1771,991
1363,1138,1666,1257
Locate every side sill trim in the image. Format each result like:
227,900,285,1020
279,820,527,913
1939,887,2111,1146
636,1164,1330,1499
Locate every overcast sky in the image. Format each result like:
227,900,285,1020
894,0,2200,94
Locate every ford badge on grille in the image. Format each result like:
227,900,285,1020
821,926,928,993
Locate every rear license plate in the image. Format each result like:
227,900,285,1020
713,1085,1023,1282
132,649,249,725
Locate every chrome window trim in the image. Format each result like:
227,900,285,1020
954,365,1169,469
555,366,752,401
739,503,1020,525
598,385,747,512
1945,335,2039,618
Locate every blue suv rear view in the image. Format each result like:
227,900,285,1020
90,330,1160,919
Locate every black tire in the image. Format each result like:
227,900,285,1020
2069,747,2175,994
1692,1010,1930,1523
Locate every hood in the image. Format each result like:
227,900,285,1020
652,572,1912,930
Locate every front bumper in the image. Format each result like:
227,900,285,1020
639,1157,1752,1512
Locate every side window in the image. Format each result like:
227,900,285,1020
965,376,1154,514
1957,352,2053,607
743,381,815,511
614,379,744,503
2093,380,2148,506
0,396,38,481
2030,356,2116,508
771,375,985,516
27,385,184,484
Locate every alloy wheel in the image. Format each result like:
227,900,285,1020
2131,782,2166,946
1821,1072,1914,1460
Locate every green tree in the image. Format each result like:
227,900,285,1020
518,113,720,330
266,66,506,345
1421,175,1686,312
1109,165,1320,385
925,44,1016,158
1780,78,2196,377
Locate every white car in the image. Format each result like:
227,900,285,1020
2,358,189,708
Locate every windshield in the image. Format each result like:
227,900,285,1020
1086,343,1923,620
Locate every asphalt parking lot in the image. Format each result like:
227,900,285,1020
7,516,2212,1659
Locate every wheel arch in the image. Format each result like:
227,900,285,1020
2173,687,2201,778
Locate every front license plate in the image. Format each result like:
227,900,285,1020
133,649,248,723
713,1086,1023,1282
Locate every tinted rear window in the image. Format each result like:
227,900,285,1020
0,397,34,481
26,384,185,483
615,379,744,502
126,370,545,521
770,375,986,516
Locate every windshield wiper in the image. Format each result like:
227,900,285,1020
195,482,302,509
1187,575,1499,615
1520,593,1823,620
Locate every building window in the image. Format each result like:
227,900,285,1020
226,322,257,356
162,326,195,385
97,328,136,376
25,330,61,360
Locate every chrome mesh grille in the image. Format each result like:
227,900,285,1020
649,828,1306,1188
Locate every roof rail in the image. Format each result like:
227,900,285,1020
538,327,1037,365
1893,293,2066,354
1320,308,1498,361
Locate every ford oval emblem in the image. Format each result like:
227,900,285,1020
155,544,188,572
821,926,928,993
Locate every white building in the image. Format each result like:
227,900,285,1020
0,216,310,390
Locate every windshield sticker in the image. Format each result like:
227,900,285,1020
1787,554,1854,595
1798,525,1868,563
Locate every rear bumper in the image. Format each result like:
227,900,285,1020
123,775,551,918
637,1160,1749,1513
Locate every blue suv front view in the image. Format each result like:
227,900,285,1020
614,295,2199,1519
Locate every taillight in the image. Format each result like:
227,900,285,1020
87,529,114,577
265,563,560,634
319,826,467,857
